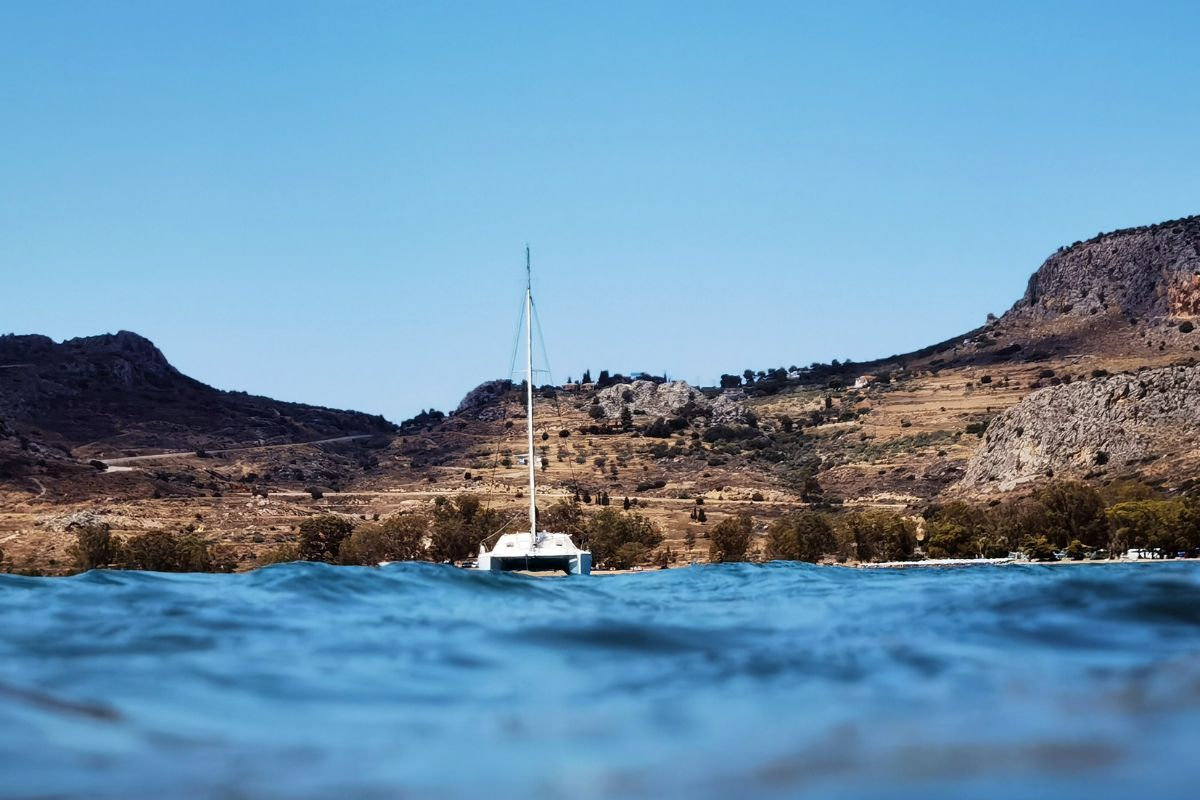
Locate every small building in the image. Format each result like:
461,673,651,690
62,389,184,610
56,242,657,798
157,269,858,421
854,374,877,390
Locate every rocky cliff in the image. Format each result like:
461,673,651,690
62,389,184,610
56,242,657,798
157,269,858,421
961,365,1200,490
1007,215,1200,322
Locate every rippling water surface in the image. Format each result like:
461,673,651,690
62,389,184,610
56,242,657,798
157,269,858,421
2,562,1199,799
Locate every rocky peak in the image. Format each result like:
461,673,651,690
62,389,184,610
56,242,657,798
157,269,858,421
454,379,514,421
63,331,175,379
1007,215,1200,323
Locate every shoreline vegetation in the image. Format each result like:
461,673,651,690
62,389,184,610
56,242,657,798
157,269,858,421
11,478,1198,577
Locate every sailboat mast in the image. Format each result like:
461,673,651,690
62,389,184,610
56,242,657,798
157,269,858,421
525,246,538,542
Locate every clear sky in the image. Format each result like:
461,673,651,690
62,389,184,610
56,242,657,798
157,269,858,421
3,1,1199,422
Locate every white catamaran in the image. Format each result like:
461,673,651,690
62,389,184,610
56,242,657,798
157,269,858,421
476,249,592,576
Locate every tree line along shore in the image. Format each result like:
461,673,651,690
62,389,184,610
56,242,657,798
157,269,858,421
7,478,1198,577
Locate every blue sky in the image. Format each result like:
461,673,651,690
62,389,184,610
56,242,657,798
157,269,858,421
3,1,1198,422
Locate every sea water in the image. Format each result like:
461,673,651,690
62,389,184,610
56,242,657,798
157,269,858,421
1,561,1198,799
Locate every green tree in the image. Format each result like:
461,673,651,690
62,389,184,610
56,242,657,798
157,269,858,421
121,529,214,572
924,501,990,558
298,515,355,562
585,508,662,568
845,510,918,562
984,496,1051,555
1035,481,1108,549
709,514,754,563
428,495,502,562
541,498,585,532
1107,499,1200,556
340,514,429,564
67,523,121,571
765,512,836,562
608,542,650,569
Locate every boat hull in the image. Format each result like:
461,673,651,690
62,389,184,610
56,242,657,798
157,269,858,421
479,552,591,575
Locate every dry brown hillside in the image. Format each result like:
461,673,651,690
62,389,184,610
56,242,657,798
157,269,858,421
3,215,1199,573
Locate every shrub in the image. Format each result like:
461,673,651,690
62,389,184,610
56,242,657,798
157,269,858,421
306,487,324,500
644,417,673,438
257,544,300,566
1020,535,1058,561
298,515,355,562
709,514,754,562
68,524,120,571
702,425,754,443
1099,479,1158,506
1180,321,1195,334
122,529,215,572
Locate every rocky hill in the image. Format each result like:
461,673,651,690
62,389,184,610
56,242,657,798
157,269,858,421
1006,215,1200,323
4,213,1200,574
961,365,1200,491
0,331,395,459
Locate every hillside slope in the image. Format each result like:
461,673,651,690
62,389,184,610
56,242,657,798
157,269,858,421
3,214,1200,573
0,331,395,458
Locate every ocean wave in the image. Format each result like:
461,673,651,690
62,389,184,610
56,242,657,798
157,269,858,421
2,561,1199,798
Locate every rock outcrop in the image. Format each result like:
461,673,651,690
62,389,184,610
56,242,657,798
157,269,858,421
1007,216,1200,322
592,380,748,425
961,365,1200,490
594,380,707,421
454,380,513,421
